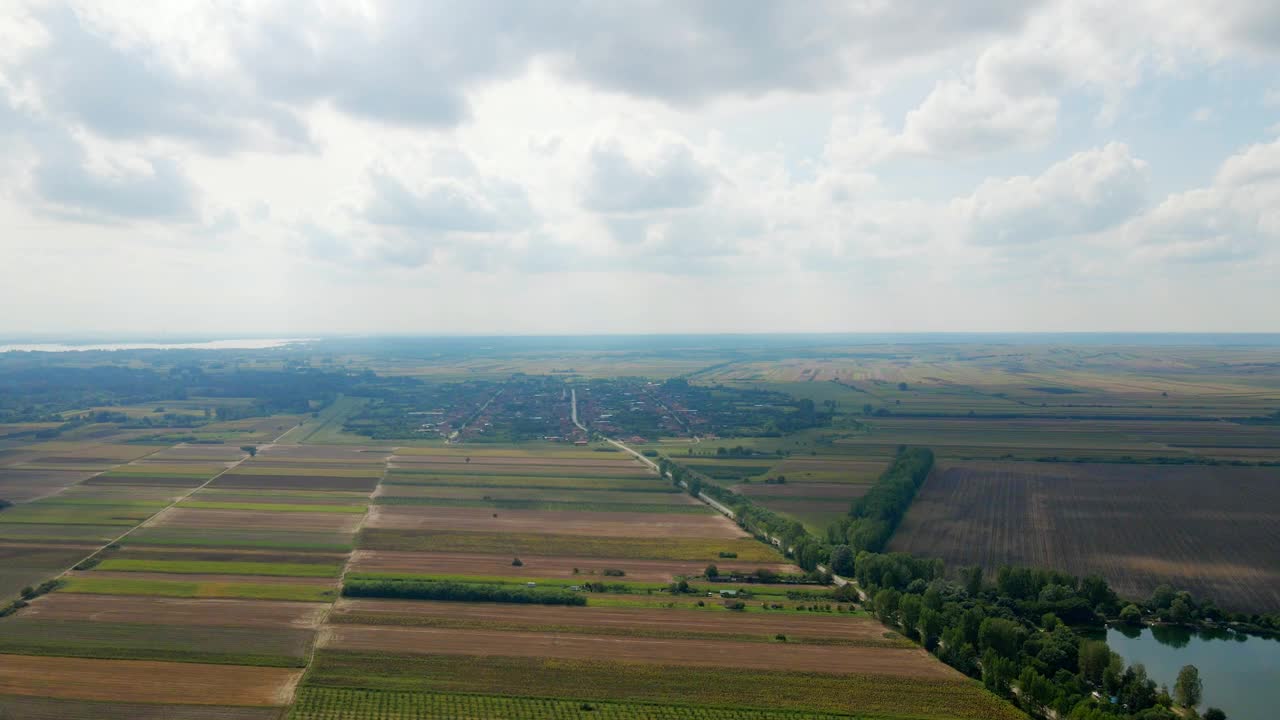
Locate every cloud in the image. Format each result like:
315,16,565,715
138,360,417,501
14,6,308,152
1123,138,1280,263
953,143,1149,244
27,133,197,223
582,141,715,214
901,80,1058,155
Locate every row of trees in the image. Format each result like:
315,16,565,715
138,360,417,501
826,447,934,554
342,579,585,606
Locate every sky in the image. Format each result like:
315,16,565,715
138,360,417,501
1,1,1278,337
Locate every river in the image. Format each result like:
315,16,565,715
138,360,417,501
1104,625,1280,720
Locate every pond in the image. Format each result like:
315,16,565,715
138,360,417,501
1104,625,1280,720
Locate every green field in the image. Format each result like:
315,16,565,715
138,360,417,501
61,576,337,602
358,529,781,562
126,527,355,552
289,688,898,720
303,652,1024,720
371,496,705,513
96,558,345,577
0,618,312,667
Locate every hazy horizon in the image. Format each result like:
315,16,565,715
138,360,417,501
3,1,1279,335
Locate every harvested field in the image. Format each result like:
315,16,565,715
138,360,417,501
365,506,738,538
0,470,93,502
322,625,954,677
305,652,1019,720
76,570,338,586
358,529,779,562
257,445,392,463
24,593,328,628
0,695,282,720
228,465,384,478
145,445,249,462
348,550,799,582
373,485,685,503
85,474,208,487
95,558,344,577
105,547,349,565
889,462,1280,611
0,654,301,705
209,475,380,491
331,599,904,646
149,507,364,533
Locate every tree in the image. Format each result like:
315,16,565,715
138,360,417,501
1169,597,1192,624
1203,708,1227,720
898,382,909,391
899,594,923,633
1150,584,1177,610
1120,603,1143,625
239,445,257,457
705,564,719,579
979,617,1026,660
961,565,984,596
1174,664,1202,709
1078,639,1114,686
829,545,854,575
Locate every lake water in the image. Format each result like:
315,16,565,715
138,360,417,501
1105,626,1280,720
0,338,310,353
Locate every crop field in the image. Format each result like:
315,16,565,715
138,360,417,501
329,599,903,646
383,472,668,491
347,550,797,582
0,469,94,502
0,617,314,666
364,506,734,538
289,688,909,720
358,528,778,561
210,474,382,491
302,652,1021,720
148,507,365,533
95,558,345,577
889,461,1280,611
0,695,283,720
0,654,301,706
60,575,338,602
23,593,328,628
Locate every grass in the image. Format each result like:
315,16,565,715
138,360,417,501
0,618,311,667
358,529,781,562
304,652,1025,720
60,576,337,602
96,558,345,577
288,687,887,720
180,501,367,514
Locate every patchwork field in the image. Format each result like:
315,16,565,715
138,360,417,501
889,462,1280,611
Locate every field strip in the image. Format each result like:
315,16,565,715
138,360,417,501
284,446,388,705
38,425,303,595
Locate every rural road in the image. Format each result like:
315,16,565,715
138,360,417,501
569,391,853,590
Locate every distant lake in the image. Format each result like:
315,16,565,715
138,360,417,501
0,338,310,353
1105,625,1280,720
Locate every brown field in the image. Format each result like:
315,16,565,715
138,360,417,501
321,625,955,678
373,484,693,504
889,462,1280,611
76,570,339,586
85,475,208,487
149,507,363,533
144,445,249,462
331,598,899,645
0,654,300,705
348,550,800,581
365,506,741,539
774,458,886,478
24,593,328,628
390,455,647,469
391,462,653,478
0,696,282,720
256,445,392,463
207,474,379,491
0,469,94,502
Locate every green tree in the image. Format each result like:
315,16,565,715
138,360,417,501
1174,664,1202,709
899,594,923,632
829,544,854,575
1120,603,1143,625
1203,708,1227,720
979,617,1026,660
239,445,257,457
705,564,719,579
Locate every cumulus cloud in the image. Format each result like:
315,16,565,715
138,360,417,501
582,141,715,214
954,143,1149,244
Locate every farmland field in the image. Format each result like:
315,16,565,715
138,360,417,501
889,462,1280,611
